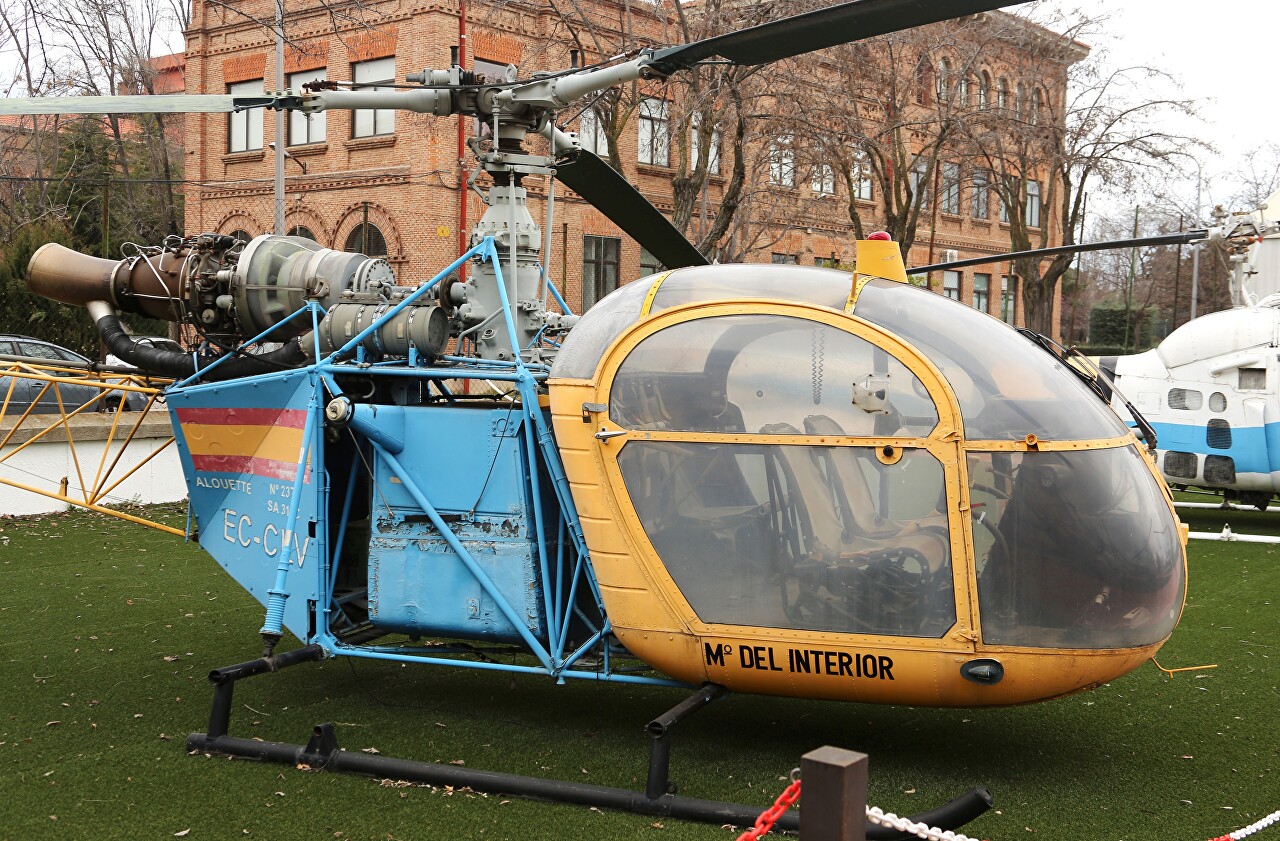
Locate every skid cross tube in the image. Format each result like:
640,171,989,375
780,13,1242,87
645,683,729,800
186,653,992,836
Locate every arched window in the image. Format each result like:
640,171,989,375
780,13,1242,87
345,223,388,257
1031,88,1044,125
229,229,252,244
915,60,934,105
997,77,1010,111
978,71,991,108
287,225,317,241
1015,82,1027,120
957,74,970,106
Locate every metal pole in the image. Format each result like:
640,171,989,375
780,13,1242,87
1124,205,1138,351
800,746,868,841
1172,215,1184,328
273,0,286,235
1191,243,1201,320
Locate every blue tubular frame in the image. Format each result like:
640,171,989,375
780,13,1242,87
177,237,683,689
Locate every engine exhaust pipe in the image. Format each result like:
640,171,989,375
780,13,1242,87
27,243,187,321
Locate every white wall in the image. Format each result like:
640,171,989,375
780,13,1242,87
0,414,187,516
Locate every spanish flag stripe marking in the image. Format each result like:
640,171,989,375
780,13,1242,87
181,423,304,463
175,407,307,428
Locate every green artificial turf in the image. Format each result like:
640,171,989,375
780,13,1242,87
1,503,1276,840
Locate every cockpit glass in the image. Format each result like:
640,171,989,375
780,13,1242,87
648,265,851,313
855,280,1131,441
969,446,1184,649
609,314,938,436
618,441,956,637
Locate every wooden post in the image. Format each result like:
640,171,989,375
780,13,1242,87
800,746,868,841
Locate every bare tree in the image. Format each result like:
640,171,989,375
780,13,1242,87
961,9,1201,334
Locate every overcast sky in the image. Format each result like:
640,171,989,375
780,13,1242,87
1065,0,1280,218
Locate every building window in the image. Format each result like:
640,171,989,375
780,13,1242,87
997,77,1010,111
851,151,873,200
638,98,670,166
973,273,991,313
639,246,664,277
971,169,989,219
583,235,620,309
812,162,836,195
1031,88,1043,125
579,106,608,156
771,253,798,264
345,222,388,257
936,57,952,102
690,112,720,175
957,74,970,106
942,271,960,300
287,225,316,241
769,135,795,187
916,60,933,106
815,255,839,268
940,162,961,214
978,71,991,108
910,158,930,209
352,57,395,138
228,79,264,152
1015,82,1027,120
287,69,326,145
1001,275,1017,322
1025,180,1041,227
228,228,252,243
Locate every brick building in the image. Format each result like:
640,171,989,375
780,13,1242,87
180,0,1075,336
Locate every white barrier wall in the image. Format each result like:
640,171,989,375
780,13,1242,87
0,413,187,516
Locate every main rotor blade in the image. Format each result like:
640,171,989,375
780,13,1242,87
644,0,1030,76
0,94,237,116
910,231,1210,274
555,150,710,270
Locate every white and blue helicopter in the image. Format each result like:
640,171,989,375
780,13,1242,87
1095,202,1280,528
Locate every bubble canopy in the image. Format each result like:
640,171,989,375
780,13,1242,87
550,264,1184,678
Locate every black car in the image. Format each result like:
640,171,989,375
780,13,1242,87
0,334,146,413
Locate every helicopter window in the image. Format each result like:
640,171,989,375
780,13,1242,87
1209,392,1227,413
854,279,1131,441
1239,368,1266,391
1205,455,1236,485
968,447,1184,650
583,235,621,309
550,278,653,380
1168,388,1203,411
1163,451,1198,480
1206,419,1232,450
618,441,954,638
647,264,851,314
609,314,938,436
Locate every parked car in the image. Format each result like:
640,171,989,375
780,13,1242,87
0,334,145,413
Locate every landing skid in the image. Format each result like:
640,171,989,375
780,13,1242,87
185,647,993,837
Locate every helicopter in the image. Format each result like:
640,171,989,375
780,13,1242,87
1093,204,1280,517
4,0,1188,830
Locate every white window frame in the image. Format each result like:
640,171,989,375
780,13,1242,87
579,106,608,156
971,169,989,219
942,270,961,300
1025,180,1041,228
769,135,795,187
812,162,836,195
690,111,720,175
288,69,326,146
228,79,264,152
851,150,873,200
973,273,991,313
638,98,670,167
940,162,961,214
352,56,396,138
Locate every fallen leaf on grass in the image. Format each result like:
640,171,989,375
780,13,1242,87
361,747,380,754
174,831,190,837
